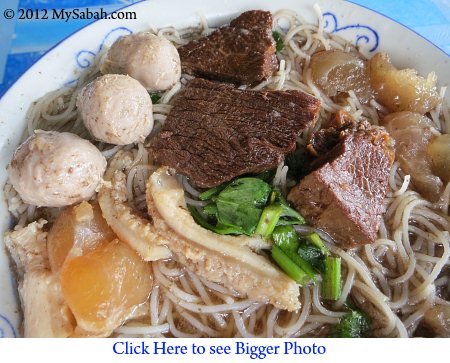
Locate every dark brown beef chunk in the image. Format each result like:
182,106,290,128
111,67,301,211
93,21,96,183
149,78,320,188
307,110,357,156
287,118,394,248
178,10,278,84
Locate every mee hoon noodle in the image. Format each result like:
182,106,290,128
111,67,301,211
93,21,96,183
4,7,449,338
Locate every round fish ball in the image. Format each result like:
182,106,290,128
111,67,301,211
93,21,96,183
7,131,107,207
76,74,153,145
101,32,181,91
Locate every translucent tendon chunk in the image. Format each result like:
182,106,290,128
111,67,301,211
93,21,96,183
428,134,450,184
310,50,373,104
70,326,112,338
47,201,116,272
369,52,440,114
383,111,443,201
47,208,73,272
60,239,152,333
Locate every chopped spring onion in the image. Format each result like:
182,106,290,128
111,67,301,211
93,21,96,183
272,226,317,281
271,245,311,285
283,250,317,282
255,204,283,237
321,256,342,300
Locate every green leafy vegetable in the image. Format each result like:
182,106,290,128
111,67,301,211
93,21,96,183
193,179,305,237
297,243,325,272
305,233,329,256
321,256,342,301
269,188,285,205
199,183,228,201
216,178,271,235
271,245,311,285
272,226,299,252
219,178,271,207
186,173,345,293
217,202,262,235
203,203,218,217
149,92,161,104
190,177,273,235
187,205,242,235
280,205,305,223
270,188,306,225
330,310,370,338
272,31,284,52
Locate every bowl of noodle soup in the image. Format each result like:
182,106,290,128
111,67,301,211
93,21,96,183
0,0,449,338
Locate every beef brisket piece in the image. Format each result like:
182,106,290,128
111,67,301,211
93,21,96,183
178,10,278,84
149,78,320,188
287,112,395,248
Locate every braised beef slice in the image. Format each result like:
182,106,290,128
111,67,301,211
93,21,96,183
149,78,320,188
288,118,394,248
178,10,278,84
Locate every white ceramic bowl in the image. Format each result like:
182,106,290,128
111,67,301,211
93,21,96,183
0,0,448,337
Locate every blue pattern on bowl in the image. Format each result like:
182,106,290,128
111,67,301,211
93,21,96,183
75,26,133,69
0,314,17,338
323,11,379,52
61,26,133,86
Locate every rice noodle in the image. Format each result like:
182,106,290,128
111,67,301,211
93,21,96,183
115,323,170,336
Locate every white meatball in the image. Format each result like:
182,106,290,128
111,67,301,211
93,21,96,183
7,131,107,208
76,74,153,145
101,32,181,91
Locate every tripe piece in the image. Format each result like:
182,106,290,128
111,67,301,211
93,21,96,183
146,167,301,311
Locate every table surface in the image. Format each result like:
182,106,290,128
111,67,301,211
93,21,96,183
0,0,449,98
